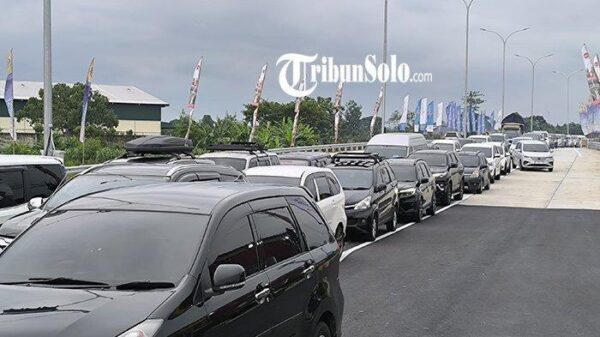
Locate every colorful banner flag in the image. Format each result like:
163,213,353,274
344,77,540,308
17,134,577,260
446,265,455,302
333,81,344,143
185,58,203,139
370,86,384,137
291,81,306,147
581,44,600,102
414,99,422,132
478,110,485,134
494,109,503,130
436,102,444,127
399,95,409,131
426,101,434,132
249,62,268,142
419,98,428,132
4,49,16,141
79,58,95,143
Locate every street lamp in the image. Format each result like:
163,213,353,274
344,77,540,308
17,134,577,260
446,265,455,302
460,0,476,136
480,27,529,121
382,0,388,134
515,53,553,132
552,69,584,135
43,0,53,155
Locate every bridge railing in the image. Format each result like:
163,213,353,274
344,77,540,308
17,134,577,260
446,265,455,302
589,141,600,151
65,142,367,174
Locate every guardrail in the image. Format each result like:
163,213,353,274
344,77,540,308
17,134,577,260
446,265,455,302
589,141,600,150
65,142,368,174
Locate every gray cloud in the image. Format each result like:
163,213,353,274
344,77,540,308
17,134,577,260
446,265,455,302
0,0,594,125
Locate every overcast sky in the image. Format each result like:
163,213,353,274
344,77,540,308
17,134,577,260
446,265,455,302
0,0,595,124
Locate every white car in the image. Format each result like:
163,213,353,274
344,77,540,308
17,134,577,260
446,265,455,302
199,144,279,171
461,143,503,181
245,165,347,243
468,135,491,143
514,140,554,171
432,139,461,152
489,142,511,175
509,136,533,167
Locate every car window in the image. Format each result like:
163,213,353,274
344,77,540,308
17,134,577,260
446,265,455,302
287,196,332,250
257,158,271,167
315,176,333,200
326,175,341,195
248,158,259,168
28,165,64,199
422,163,432,176
0,170,25,207
269,156,280,165
381,168,391,184
384,166,395,182
416,164,425,179
304,176,318,201
178,173,201,182
209,206,260,278
253,207,303,268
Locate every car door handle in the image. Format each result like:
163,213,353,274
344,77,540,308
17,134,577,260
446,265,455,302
255,288,271,303
302,264,315,278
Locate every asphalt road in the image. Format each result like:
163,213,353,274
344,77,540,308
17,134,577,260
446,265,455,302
340,205,600,337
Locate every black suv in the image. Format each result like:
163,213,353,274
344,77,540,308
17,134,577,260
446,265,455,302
408,150,464,206
329,152,398,241
458,151,491,194
0,183,344,337
386,158,437,222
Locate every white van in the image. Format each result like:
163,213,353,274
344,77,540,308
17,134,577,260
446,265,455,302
365,133,428,159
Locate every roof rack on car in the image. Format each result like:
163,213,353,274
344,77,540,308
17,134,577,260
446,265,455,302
207,142,267,154
120,135,195,159
331,152,384,167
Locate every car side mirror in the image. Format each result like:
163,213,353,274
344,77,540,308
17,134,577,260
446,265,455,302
450,163,458,169
212,264,246,293
27,197,44,210
375,184,386,193
494,154,501,158
420,177,429,184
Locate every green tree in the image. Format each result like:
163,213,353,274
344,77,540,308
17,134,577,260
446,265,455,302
340,100,365,142
17,83,119,137
256,118,319,148
463,90,486,113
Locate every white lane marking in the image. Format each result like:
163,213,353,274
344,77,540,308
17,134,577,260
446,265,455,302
574,148,582,157
340,194,473,262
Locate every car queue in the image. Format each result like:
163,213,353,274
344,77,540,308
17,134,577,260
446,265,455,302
0,132,555,337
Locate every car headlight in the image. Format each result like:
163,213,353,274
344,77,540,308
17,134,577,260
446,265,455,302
471,170,480,177
433,172,445,178
354,196,372,210
118,320,163,337
398,188,416,197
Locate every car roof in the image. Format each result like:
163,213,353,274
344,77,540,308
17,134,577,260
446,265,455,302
458,151,482,156
519,140,548,145
411,150,450,155
245,165,332,178
85,162,242,177
386,158,421,166
58,183,305,215
366,133,426,146
433,139,459,144
468,135,489,139
199,152,262,160
278,152,329,160
463,143,494,148
0,155,64,166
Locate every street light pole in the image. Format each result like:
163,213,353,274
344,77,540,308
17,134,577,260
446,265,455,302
515,53,553,132
461,0,475,136
381,0,388,134
480,27,529,121
552,69,584,135
43,0,53,155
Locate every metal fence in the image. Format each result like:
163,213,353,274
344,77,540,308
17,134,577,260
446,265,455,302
65,142,368,174
589,141,600,150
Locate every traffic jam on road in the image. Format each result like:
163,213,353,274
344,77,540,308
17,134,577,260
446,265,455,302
0,131,568,337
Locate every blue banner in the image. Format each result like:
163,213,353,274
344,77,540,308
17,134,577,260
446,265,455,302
413,99,422,132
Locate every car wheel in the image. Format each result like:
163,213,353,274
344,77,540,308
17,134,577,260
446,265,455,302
335,225,345,248
549,167,554,172
501,166,507,175
442,183,452,206
495,169,501,180
476,178,483,194
427,194,437,216
386,207,398,232
520,160,525,171
365,216,378,241
413,200,423,223
454,180,464,201
485,178,491,190
313,321,332,337
507,163,512,173
512,160,517,169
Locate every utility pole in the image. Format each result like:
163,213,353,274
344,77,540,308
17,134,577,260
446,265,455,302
515,53,553,132
461,0,475,136
43,0,53,155
552,69,584,135
381,0,388,134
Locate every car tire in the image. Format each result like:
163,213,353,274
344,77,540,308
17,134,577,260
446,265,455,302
495,169,501,180
426,194,437,216
512,161,517,169
313,321,332,337
549,167,554,172
441,182,452,206
365,216,378,241
386,207,398,232
454,180,464,201
484,179,491,190
520,160,525,171
413,200,423,223
476,178,483,194
335,225,345,248
501,166,507,175
507,163,512,173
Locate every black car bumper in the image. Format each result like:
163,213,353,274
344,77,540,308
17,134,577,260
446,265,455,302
344,207,374,233
397,195,419,215
463,176,481,191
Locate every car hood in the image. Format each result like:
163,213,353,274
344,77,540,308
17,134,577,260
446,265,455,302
522,151,552,158
396,182,417,190
0,285,173,337
463,167,479,174
429,166,448,174
0,209,46,238
343,189,372,205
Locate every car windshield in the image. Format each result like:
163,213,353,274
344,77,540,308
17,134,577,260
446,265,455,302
246,175,301,186
201,157,246,171
465,147,492,158
458,155,480,167
43,174,166,210
364,145,408,159
409,153,448,167
490,135,505,142
434,143,455,152
330,168,373,190
469,137,487,143
523,143,549,152
389,165,417,182
280,159,310,166
0,210,208,286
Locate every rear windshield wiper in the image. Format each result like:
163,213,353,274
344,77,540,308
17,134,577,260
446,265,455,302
1,277,110,288
115,281,175,291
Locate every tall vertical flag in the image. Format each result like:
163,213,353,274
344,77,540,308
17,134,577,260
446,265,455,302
291,81,306,147
478,110,485,134
494,109,503,130
436,102,444,127
593,54,600,97
413,99,422,132
333,81,344,143
370,86,384,137
426,100,434,132
79,58,95,143
185,58,203,139
399,95,409,131
419,98,428,132
249,63,268,142
581,44,600,102
4,49,16,141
